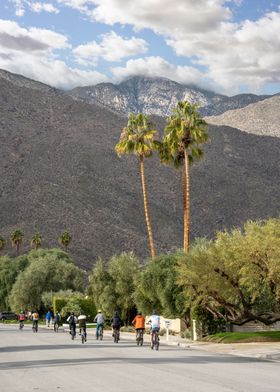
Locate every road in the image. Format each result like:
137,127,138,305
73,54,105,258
0,324,279,392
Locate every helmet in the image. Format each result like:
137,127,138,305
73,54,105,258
98,309,102,313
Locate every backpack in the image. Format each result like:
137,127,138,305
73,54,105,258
69,315,75,324
33,312,39,320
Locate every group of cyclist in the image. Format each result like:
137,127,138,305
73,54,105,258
17,308,161,346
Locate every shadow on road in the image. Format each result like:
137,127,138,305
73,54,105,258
0,353,267,370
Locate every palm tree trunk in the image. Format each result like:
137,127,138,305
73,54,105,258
182,164,186,211
184,149,190,252
16,242,19,256
140,155,155,258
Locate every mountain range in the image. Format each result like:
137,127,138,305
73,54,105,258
67,76,271,117
0,69,279,268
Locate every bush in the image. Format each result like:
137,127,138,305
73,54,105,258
180,330,192,339
120,326,134,333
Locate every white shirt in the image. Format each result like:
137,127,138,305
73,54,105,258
149,315,160,329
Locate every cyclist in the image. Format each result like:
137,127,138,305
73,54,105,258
111,311,122,339
77,312,87,342
67,312,77,338
132,312,145,341
31,310,39,331
147,311,160,344
53,311,61,331
45,310,52,327
94,309,105,339
18,310,25,329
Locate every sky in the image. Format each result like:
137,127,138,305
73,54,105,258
0,0,280,94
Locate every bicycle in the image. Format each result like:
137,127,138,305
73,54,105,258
19,320,24,330
32,321,38,333
136,329,144,346
151,329,160,350
54,322,59,332
113,327,120,343
69,325,76,340
96,324,104,340
80,327,87,344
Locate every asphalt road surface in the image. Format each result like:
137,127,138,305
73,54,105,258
0,324,280,392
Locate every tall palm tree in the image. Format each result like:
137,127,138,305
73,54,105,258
0,236,6,253
59,231,72,252
115,113,157,258
11,229,24,256
30,233,42,250
162,101,208,252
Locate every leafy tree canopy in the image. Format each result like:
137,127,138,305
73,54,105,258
89,252,140,322
134,253,188,320
177,218,280,325
9,250,85,312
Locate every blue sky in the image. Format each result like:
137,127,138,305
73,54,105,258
0,0,280,94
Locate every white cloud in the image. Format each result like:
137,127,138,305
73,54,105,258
58,0,231,35
9,0,59,16
73,31,148,65
29,2,60,14
111,56,205,87
59,0,280,93
0,19,107,88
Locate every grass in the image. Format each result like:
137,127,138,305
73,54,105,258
203,331,280,343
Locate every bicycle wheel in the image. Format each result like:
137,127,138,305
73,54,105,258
114,329,119,343
155,333,159,350
81,333,85,344
100,328,103,341
140,331,144,346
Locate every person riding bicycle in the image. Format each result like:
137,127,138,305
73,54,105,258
111,311,122,338
53,311,61,330
18,310,25,328
147,311,160,342
94,309,105,339
31,310,39,331
132,312,145,340
67,312,77,338
45,310,52,327
78,312,87,342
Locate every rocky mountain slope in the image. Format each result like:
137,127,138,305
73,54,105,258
0,71,279,268
205,96,280,138
67,76,270,117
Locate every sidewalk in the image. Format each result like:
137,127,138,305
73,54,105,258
116,331,280,361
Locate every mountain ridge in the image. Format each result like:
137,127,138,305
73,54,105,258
0,70,279,267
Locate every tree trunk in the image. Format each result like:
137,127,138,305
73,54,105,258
182,164,186,211
140,155,155,258
183,149,190,252
16,242,19,256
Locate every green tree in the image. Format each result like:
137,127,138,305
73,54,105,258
88,258,112,316
30,233,42,250
162,102,208,252
89,252,140,323
9,251,85,312
134,253,189,325
115,113,157,258
11,229,24,256
108,252,140,323
176,218,280,325
0,236,6,253
0,255,29,310
59,231,72,252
